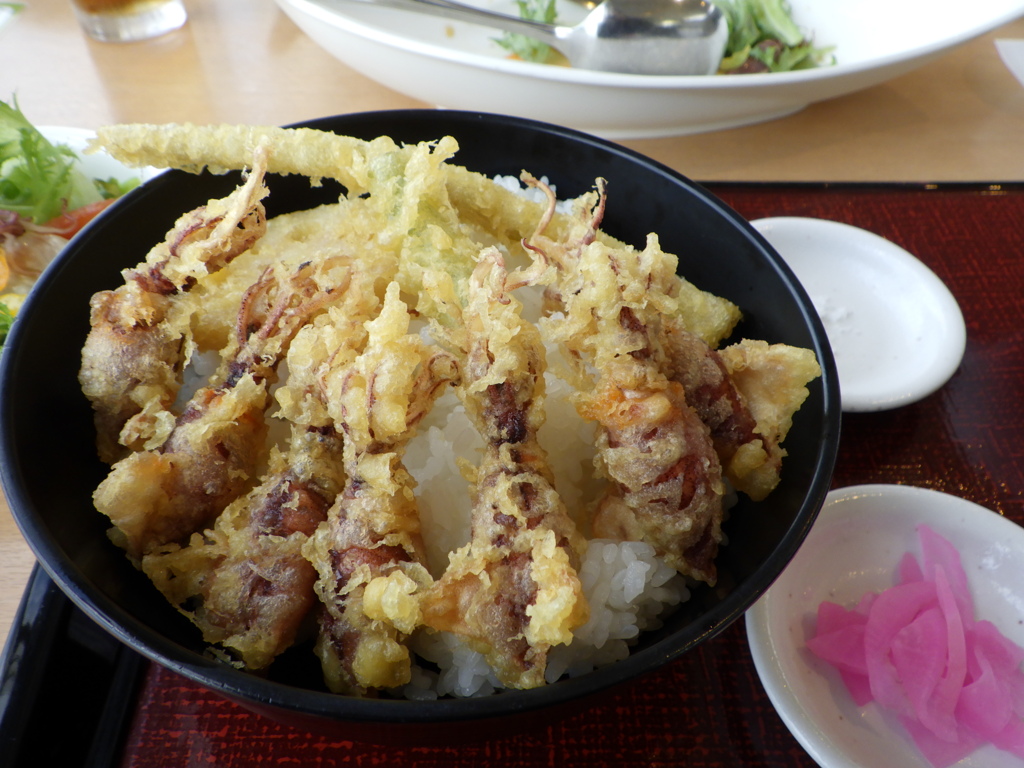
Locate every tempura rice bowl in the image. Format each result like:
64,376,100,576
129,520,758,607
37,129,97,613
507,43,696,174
0,110,840,741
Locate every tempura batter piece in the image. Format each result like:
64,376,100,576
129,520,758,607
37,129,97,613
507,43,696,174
303,284,458,695
79,144,269,463
419,251,588,690
716,338,821,500
94,260,345,562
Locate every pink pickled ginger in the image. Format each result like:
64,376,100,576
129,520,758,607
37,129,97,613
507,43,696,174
807,525,1024,767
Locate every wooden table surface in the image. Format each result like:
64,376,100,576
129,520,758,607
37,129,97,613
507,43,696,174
2,2,1024,761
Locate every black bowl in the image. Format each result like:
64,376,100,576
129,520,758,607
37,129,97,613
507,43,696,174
0,110,839,743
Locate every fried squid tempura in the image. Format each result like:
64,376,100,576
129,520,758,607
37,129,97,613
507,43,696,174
419,250,588,690
141,423,347,670
526,177,819,582
79,144,270,463
302,284,458,695
530,199,727,584
94,260,344,563
137,267,383,671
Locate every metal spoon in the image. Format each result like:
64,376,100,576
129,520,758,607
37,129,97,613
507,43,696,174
318,0,729,76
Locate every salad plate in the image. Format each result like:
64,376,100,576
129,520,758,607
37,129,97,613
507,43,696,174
746,484,1024,768
0,3,21,39
0,124,154,340
39,126,159,189
274,0,1024,138
751,216,965,412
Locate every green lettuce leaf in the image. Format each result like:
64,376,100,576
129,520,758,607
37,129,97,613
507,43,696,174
0,97,103,223
0,300,14,349
717,0,833,73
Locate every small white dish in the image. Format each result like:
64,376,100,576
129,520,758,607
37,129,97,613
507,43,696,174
751,217,965,412
746,484,1024,768
274,0,1024,138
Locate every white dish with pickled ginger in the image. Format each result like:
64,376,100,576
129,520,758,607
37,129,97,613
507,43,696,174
747,484,1024,767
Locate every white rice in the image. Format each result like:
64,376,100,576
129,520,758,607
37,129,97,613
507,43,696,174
400,538,688,699
544,540,687,683
401,337,690,699
175,348,221,408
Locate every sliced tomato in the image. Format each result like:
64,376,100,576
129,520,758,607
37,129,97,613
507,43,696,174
41,198,117,239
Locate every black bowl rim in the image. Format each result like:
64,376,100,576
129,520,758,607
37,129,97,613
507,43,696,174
0,108,840,725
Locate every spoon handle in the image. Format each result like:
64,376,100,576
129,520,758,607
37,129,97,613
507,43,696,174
313,0,564,48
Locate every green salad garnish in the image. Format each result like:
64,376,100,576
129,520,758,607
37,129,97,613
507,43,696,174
0,300,14,348
0,96,140,351
496,0,558,64
717,0,834,73
0,98,105,224
1,97,136,227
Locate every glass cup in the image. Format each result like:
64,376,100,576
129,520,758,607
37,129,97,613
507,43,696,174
70,0,187,43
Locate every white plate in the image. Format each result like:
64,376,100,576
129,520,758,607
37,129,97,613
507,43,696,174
751,217,965,413
274,0,1024,138
746,484,1024,768
0,3,22,40
39,126,159,189
7,128,157,300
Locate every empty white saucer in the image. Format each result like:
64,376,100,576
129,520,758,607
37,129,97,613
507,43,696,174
752,217,966,412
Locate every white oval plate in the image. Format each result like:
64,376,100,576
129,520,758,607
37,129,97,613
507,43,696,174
746,484,1024,768
274,0,1024,139
751,217,965,412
